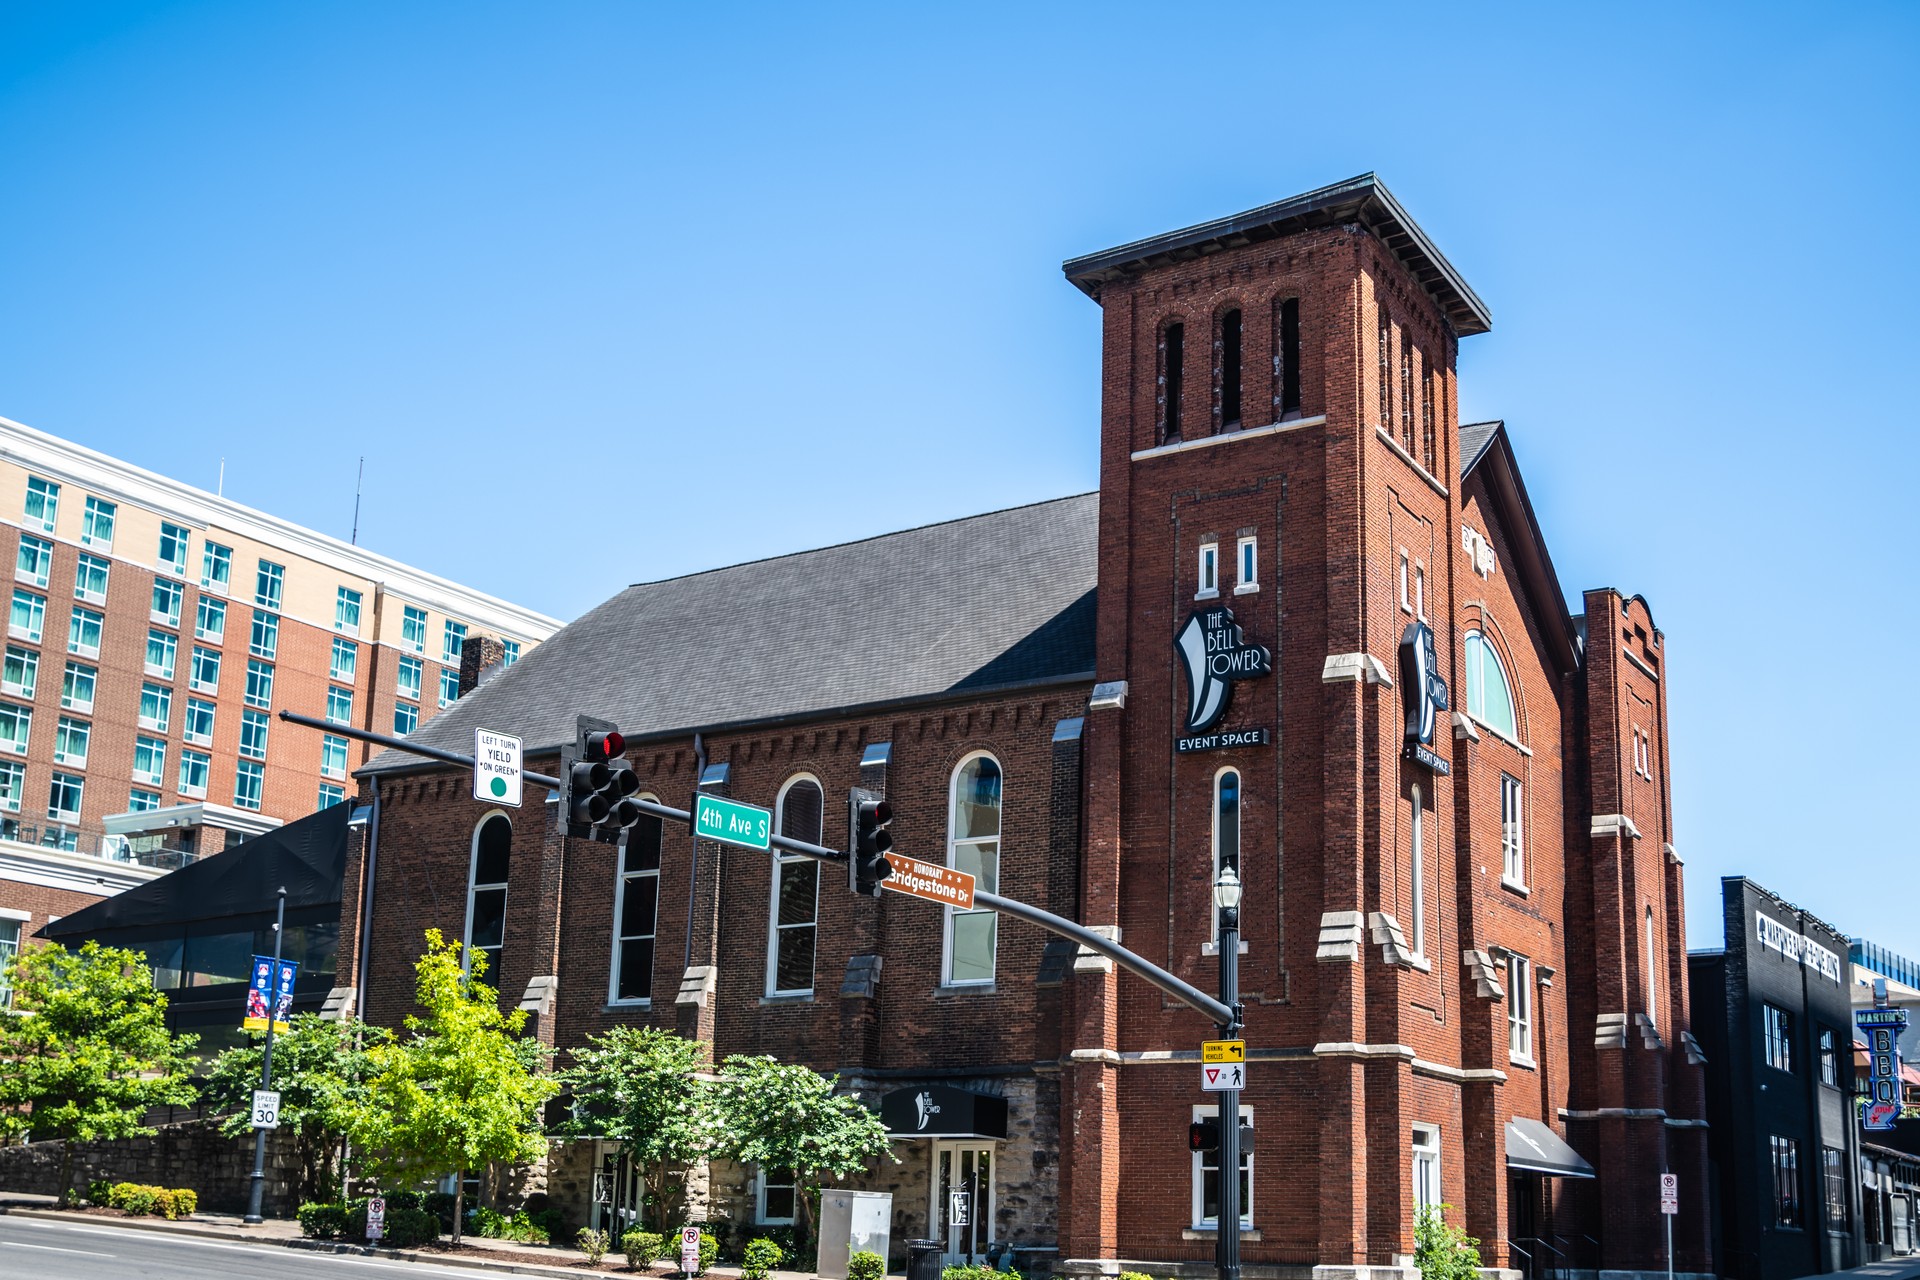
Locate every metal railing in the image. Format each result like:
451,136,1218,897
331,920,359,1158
0,817,198,871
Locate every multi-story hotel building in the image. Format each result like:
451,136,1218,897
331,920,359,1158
0,415,560,997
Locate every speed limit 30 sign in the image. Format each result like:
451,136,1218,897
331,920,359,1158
251,1089,282,1130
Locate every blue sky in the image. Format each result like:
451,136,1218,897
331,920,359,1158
2,2,1915,957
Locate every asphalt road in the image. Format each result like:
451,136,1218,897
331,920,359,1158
0,1215,515,1279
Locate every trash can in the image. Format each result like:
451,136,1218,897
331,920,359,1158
907,1238,943,1280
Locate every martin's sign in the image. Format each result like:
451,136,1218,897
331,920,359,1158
1399,621,1450,774
1174,606,1272,751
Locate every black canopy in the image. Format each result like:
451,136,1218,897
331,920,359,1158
38,803,349,942
879,1085,1009,1139
1506,1117,1596,1179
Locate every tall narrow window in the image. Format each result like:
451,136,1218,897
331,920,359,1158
1771,1135,1801,1228
465,814,511,982
1763,1003,1794,1072
1273,297,1301,418
444,620,468,663
1377,311,1393,432
1823,1147,1847,1228
612,809,662,1003
1420,368,1438,474
1411,1126,1440,1214
1160,321,1186,443
0,918,19,1010
1400,343,1414,453
1235,537,1258,594
1508,953,1533,1062
1645,905,1659,1029
61,663,96,713
1409,784,1426,958
1500,774,1525,886
1217,308,1243,430
1820,1028,1839,1088
945,754,1002,986
1198,543,1219,598
767,777,823,996
1213,768,1240,943
1398,550,1411,613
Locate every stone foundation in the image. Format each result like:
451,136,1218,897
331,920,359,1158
0,1120,303,1214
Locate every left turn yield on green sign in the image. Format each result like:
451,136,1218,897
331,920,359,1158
474,728,523,807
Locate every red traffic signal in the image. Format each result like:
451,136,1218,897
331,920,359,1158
1188,1120,1219,1152
585,730,625,761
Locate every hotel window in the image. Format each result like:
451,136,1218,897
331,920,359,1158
1820,1028,1840,1088
158,521,190,575
244,659,274,709
1409,784,1426,958
1771,1135,1801,1228
9,590,44,642
1377,310,1393,432
1212,768,1240,944
74,554,110,604
443,620,468,663
1823,1147,1847,1229
1508,953,1533,1063
1462,629,1518,739
239,709,270,760
401,605,427,652
249,610,278,660
325,685,353,725
438,669,460,708
190,646,221,694
1198,543,1219,598
233,760,263,811
397,656,423,700
69,608,104,659
0,704,30,754
184,698,215,747
767,777,823,996
1272,296,1301,419
1411,1125,1440,1214
144,626,175,676
254,560,284,610
24,476,59,532
465,813,511,981
321,734,348,780
0,761,21,812
195,595,226,642
1216,307,1243,431
132,736,167,787
15,535,50,588
1764,1003,1794,1073
945,753,1002,986
1191,1103,1252,1229
54,717,90,767
80,497,115,549
1500,774,1525,886
0,918,16,1008
756,1167,798,1226
151,578,183,627
393,701,418,736
330,638,357,682
48,771,83,821
1159,320,1186,443
60,662,95,713
138,683,171,732
1234,537,1258,594
178,749,210,799
335,586,362,635
319,783,345,809
128,788,160,814
201,541,232,594
502,639,521,667
612,809,662,1003
4,647,37,698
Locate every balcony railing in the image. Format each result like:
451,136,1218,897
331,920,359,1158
0,817,198,872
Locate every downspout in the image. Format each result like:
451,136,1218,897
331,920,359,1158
683,733,705,975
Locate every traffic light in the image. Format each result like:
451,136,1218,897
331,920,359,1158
1188,1120,1219,1153
562,718,643,842
849,787,894,897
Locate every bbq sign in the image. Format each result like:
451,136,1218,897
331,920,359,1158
1399,621,1450,775
1174,606,1272,751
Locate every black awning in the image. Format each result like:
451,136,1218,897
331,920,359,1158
37,803,348,941
879,1086,1009,1140
1506,1118,1596,1179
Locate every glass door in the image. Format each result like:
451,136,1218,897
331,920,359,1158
933,1141,994,1266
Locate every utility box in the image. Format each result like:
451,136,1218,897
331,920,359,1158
817,1189,892,1279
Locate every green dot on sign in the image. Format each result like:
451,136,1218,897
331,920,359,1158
490,777,506,797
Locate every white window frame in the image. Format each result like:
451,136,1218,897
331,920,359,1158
1508,952,1534,1065
944,751,1002,987
609,801,662,1005
177,749,210,799
463,811,512,979
244,659,273,709
755,1166,799,1226
10,590,44,643
1414,562,1426,622
1398,548,1411,613
201,541,231,594
151,578,183,627
4,646,37,699
15,535,50,588
196,596,226,642
239,708,270,760
249,610,278,660
254,560,284,610
1197,543,1219,599
53,716,89,767
330,638,357,682
321,733,349,781
158,521,190,575
438,669,461,709
190,647,221,694
24,476,59,533
1409,784,1426,959
184,698,215,748
766,774,823,997
80,496,115,550
1412,1124,1441,1215
0,704,31,755
397,655,423,700
69,607,103,659
144,627,176,678
1500,773,1525,889
393,702,418,736
74,553,110,605
138,682,171,732
1645,905,1659,1030
1190,1103,1253,1230
47,771,83,822
443,620,468,663
0,760,22,812
1233,536,1258,595
61,662,96,714
233,759,263,811
326,685,353,725
132,735,167,787
318,783,346,809
401,605,428,652
335,586,362,635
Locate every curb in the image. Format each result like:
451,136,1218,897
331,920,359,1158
0,1204,296,1247
287,1236,601,1278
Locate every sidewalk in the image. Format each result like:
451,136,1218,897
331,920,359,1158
1828,1260,1920,1280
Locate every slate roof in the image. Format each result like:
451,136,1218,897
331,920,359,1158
363,494,1099,774
1459,420,1501,475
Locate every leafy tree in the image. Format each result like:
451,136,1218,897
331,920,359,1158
349,930,556,1243
710,1055,894,1255
1414,1203,1481,1280
0,941,198,1203
204,1013,392,1203
554,1025,714,1229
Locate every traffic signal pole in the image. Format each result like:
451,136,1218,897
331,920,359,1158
282,712,1234,1025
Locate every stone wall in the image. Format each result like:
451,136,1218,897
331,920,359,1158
0,1120,302,1214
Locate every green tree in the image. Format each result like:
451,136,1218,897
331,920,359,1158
1414,1203,1481,1280
711,1055,894,1256
349,930,556,1243
554,1025,713,1229
0,941,197,1203
204,1013,392,1204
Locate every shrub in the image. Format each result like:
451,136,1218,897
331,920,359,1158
299,1202,349,1239
528,1206,571,1244
171,1188,198,1217
385,1206,442,1248
1413,1204,1481,1280
743,1237,784,1280
943,1267,1002,1280
580,1227,611,1265
624,1230,666,1268
471,1206,510,1238
1118,1272,1152,1280
100,1183,196,1220
86,1179,112,1207
849,1250,886,1280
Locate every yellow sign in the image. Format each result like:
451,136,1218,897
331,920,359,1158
1202,1040,1246,1063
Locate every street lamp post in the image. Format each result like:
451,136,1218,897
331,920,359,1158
244,886,287,1225
1214,866,1244,1280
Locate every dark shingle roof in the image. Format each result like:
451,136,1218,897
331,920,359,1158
363,494,1098,773
1459,420,1501,475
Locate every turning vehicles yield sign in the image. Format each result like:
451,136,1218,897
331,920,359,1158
1201,1062,1246,1091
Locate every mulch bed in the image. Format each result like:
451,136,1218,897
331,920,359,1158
411,1240,668,1272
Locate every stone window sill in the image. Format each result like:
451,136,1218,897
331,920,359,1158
760,992,814,1006
600,1000,652,1013
1509,1053,1538,1072
1233,583,1259,596
935,982,998,997
1183,1228,1262,1241
1501,876,1530,898
1195,589,1220,601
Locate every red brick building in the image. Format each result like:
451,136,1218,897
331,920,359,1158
347,175,1706,1278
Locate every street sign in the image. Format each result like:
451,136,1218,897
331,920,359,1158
1202,1039,1246,1063
366,1195,386,1242
250,1089,281,1129
881,854,976,910
1201,1062,1246,1091
473,728,523,807
680,1225,702,1273
1659,1173,1678,1215
693,794,772,850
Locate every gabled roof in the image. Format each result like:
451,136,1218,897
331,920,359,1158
1062,173,1491,337
1460,421,1583,676
363,494,1099,774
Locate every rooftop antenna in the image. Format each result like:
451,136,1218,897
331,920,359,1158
217,457,225,497
350,457,365,545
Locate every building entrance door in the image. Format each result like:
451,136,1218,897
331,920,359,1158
591,1142,643,1238
932,1141,994,1266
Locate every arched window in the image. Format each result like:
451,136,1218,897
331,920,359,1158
1645,905,1659,1029
945,754,1001,986
1377,310,1393,432
1159,321,1186,443
1409,784,1426,958
767,777,823,996
1217,308,1243,431
465,813,511,983
1212,769,1240,943
1463,629,1518,740
610,801,662,1004
1272,297,1302,419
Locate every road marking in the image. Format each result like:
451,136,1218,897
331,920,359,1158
6,1240,117,1256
